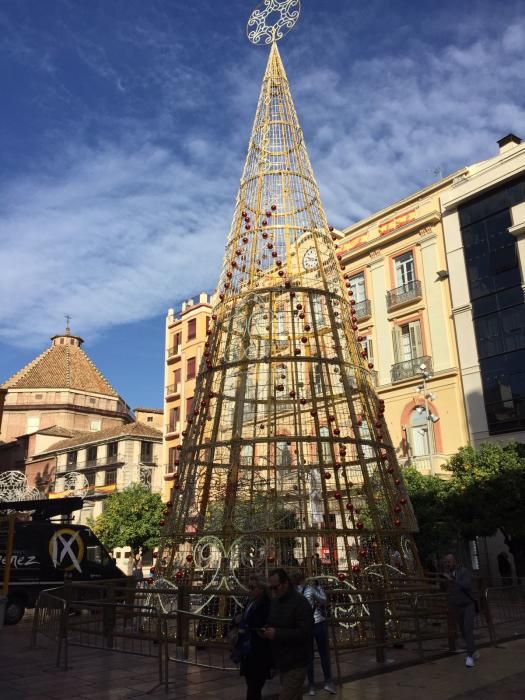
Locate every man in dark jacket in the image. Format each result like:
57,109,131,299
262,568,314,700
443,553,478,667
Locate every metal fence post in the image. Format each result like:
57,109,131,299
483,588,497,645
369,589,386,663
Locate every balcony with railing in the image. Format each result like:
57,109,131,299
63,454,126,471
165,383,181,399
165,422,181,437
386,279,422,311
353,299,372,321
167,346,181,364
391,355,432,383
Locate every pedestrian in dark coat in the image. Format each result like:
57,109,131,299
261,568,314,700
443,553,478,668
234,574,272,700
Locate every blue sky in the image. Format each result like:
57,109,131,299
1,0,524,410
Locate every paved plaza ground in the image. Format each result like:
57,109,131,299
1,614,523,699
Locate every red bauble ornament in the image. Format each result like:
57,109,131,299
394,478,401,486
328,415,335,422
356,521,364,530
271,204,277,211
310,410,317,417
211,314,217,320
294,348,301,355
186,554,194,563
301,336,308,344
262,232,268,239
394,506,401,513
333,427,340,435
175,570,183,579
289,390,296,398
352,564,361,574
276,384,284,391
266,210,272,217
150,567,156,574
324,471,332,479
262,220,268,226
334,491,342,499
300,398,307,405
400,497,407,505
159,520,165,526
242,236,248,243
394,519,401,527
272,251,278,258
346,503,354,512
337,572,346,581
329,225,334,232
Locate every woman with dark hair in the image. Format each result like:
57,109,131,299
233,574,272,700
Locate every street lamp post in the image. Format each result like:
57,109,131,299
416,363,439,471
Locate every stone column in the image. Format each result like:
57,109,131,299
368,255,392,385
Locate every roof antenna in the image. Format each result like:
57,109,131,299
64,314,71,335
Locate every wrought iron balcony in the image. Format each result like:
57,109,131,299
391,355,432,383
166,383,181,397
167,346,181,358
165,423,181,436
64,454,126,471
353,299,372,320
386,279,422,310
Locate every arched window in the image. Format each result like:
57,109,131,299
408,408,432,457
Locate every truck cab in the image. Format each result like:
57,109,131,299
0,497,124,624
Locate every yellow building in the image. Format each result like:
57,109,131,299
163,293,213,500
339,174,470,474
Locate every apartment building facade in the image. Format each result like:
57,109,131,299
339,176,470,473
163,293,213,500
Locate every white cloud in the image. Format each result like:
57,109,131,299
1,12,525,349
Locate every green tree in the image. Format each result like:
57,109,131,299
403,467,459,564
445,443,525,577
93,484,165,566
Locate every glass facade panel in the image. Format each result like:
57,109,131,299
459,174,525,434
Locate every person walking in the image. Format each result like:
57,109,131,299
233,574,272,700
261,568,314,700
443,553,478,667
292,572,336,695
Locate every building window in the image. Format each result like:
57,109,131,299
66,451,78,468
240,444,254,466
169,406,180,432
89,398,96,405
168,446,180,471
172,332,181,355
187,318,196,341
319,426,331,463
392,320,423,364
107,442,118,463
174,368,181,389
360,336,374,364
140,441,154,464
276,441,292,468
90,419,101,431
35,393,43,400
147,416,153,423
105,469,117,486
406,408,433,457
86,445,98,467
312,294,324,327
186,357,196,380
348,272,366,302
186,396,194,417
85,471,96,488
26,416,40,433
394,251,415,288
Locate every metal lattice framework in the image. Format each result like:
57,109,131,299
63,471,90,498
157,42,421,594
0,471,41,502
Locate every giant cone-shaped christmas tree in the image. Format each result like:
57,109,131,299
158,43,420,592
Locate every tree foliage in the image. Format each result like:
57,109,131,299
403,467,458,563
93,484,165,556
404,443,525,576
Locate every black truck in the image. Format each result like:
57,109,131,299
0,497,124,624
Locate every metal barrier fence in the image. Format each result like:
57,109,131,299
31,578,525,691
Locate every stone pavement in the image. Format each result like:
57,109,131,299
1,615,524,699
